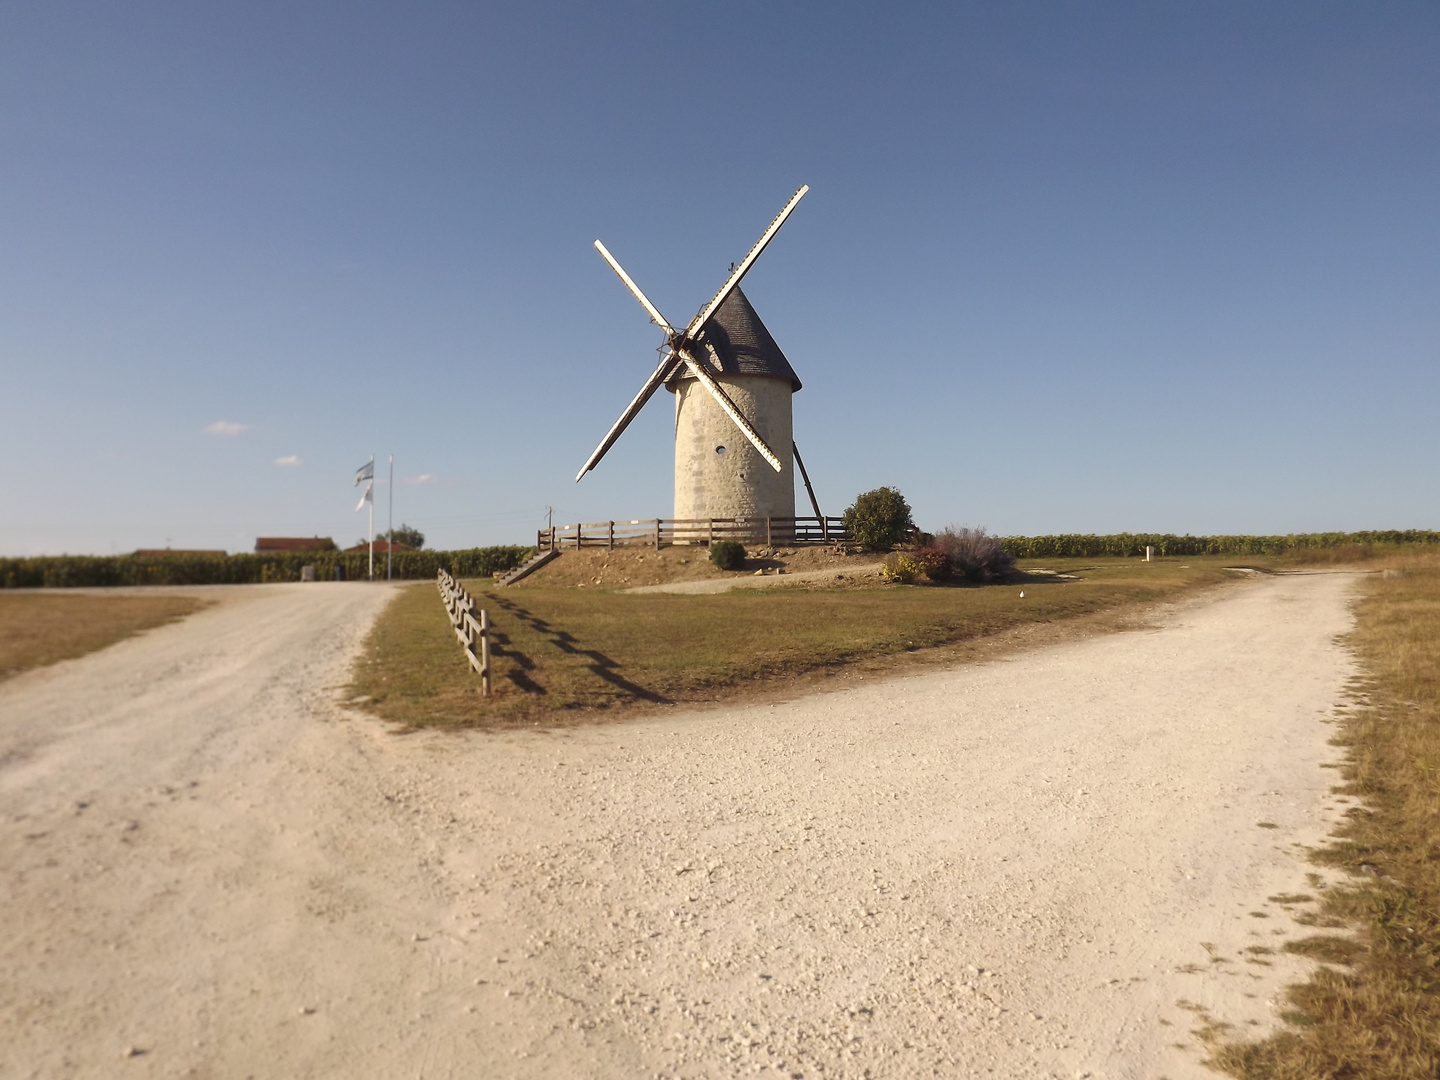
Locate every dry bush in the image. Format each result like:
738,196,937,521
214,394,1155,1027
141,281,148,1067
914,546,953,582
931,526,1015,582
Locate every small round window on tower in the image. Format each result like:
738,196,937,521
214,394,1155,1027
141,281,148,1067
715,445,727,455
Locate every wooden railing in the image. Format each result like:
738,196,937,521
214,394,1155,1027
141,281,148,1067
437,569,490,694
536,516,850,551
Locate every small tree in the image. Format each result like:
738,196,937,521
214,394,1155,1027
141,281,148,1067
384,523,425,549
843,487,914,552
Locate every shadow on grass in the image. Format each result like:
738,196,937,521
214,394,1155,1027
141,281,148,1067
483,626,546,694
1007,569,1080,584
917,570,1076,588
491,595,671,704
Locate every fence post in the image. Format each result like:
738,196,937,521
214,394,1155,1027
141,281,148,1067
708,519,714,546
608,521,614,549
766,517,772,547
480,609,491,696
654,519,661,550
550,525,556,549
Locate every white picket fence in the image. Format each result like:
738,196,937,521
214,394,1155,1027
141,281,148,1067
437,569,490,695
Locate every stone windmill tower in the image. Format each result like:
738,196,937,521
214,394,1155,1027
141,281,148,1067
576,186,823,528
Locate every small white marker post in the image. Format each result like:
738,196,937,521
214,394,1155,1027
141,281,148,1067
1145,545,1154,562
479,610,491,697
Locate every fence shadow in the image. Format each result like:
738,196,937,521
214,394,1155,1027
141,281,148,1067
489,596,671,704
482,628,546,694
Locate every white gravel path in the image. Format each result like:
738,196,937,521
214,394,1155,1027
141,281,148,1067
0,572,1358,1079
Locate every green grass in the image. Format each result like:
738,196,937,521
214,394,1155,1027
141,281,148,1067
1211,551,1440,1079
351,556,1241,729
0,592,207,680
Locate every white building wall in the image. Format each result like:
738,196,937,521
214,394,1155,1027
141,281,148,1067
672,375,795,523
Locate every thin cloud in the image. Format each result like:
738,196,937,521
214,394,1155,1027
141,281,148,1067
273,455,302,467
204,420,248,436
404,474,439,485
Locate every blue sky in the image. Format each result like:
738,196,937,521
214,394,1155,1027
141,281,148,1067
2,2,1436,554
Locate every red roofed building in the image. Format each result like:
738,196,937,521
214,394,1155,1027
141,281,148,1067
254,537,337,553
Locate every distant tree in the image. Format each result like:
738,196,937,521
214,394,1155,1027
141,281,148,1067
384,523,425,549
843,487,914,552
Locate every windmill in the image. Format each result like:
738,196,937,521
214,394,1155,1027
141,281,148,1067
576,185,824,534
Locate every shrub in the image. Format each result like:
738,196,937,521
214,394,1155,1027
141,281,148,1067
709,540,746,571
881,551,921,584
843,487,914,552
915,546,953,582
934,526,1015,582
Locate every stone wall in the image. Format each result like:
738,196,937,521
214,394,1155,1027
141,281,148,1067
672,374,795,521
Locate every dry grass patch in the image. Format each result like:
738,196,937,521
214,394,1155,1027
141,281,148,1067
0,592,207,681
510,543,881,589
1212,551,1440,1079
350,557,1239,730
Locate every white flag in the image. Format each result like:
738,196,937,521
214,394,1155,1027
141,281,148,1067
355,481,373,512
355,460,374,485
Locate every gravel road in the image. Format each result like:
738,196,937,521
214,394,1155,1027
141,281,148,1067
1,573,1358,1079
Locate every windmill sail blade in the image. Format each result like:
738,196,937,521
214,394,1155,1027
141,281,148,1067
674,347,783,473
593,240,676,334
575,353,685,482
684,184,808,340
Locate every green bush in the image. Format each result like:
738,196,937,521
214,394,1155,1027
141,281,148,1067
709,540,746,571
843,487,914,552
881,551,921,584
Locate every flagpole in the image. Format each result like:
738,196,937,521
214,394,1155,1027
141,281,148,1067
387,454,394,581
368,453,375,582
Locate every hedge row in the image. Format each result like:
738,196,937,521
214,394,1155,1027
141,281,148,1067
998,531,1440,559
0,546,533,589
8,531,1439,587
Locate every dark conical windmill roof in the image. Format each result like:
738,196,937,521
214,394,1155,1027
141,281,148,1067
667,286,802,392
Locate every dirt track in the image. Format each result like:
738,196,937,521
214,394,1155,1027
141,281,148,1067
1,573,1358,1079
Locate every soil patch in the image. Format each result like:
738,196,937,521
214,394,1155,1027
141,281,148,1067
510,543,878,589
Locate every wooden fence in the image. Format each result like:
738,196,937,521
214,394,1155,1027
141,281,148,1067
536,516,850,551
437,569,490,694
